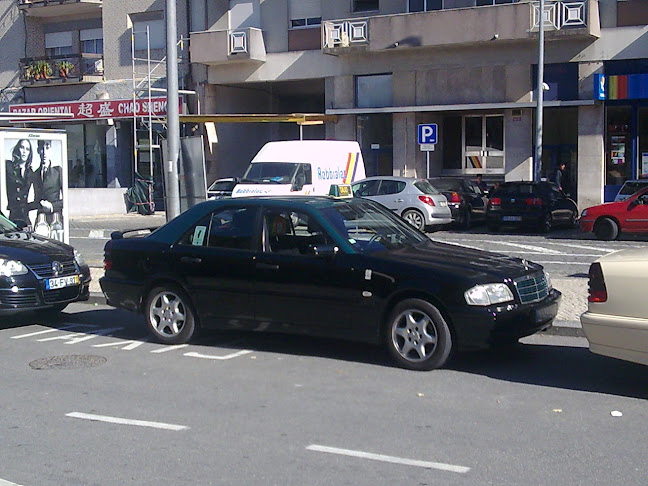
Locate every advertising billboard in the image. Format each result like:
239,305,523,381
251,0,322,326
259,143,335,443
0,129,69,243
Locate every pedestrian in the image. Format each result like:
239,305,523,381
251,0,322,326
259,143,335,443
475,174,488,193
552,163,566,192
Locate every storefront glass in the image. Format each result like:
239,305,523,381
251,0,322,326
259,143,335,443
639,107,648,177
52,123,108,188
605,106,633,186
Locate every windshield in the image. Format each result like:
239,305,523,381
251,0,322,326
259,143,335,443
428,179,460,191
619,181,647,196
413,180,439,195
242,162,298,184
320,199,427,254
208,180,237,191
0,212,18,233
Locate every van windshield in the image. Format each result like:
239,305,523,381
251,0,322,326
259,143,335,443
241,162,298,184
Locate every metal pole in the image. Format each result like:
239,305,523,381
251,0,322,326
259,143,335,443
534,0,545,182
165,0,181,220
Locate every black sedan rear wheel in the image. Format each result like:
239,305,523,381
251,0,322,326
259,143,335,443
145,285,197,344
385,299,452,370
593,217,619,241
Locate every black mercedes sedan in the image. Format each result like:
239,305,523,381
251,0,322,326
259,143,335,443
0,213,91,314
100,196,561,370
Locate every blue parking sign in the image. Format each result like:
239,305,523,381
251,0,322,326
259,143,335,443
418,123,438,144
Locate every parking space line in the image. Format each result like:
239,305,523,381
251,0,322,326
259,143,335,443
0,478,24,486
66,412,189,431
10,325,95,339
545,242,615,253
306,445,470,474
184,349,253,360
37,327,124,344
92,338,149,350
150,344,189,353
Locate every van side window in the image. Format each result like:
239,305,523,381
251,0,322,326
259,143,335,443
301,164,312,184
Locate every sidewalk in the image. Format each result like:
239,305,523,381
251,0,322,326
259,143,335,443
72,212,586,336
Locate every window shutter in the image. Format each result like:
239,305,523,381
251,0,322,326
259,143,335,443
45,32,73,48
289,0,321,20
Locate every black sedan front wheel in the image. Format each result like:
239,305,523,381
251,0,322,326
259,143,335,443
145,285,197,344
385,299,452,370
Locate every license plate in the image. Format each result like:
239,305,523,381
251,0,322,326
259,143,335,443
46,275,80,290
502,216,522,222
439,201,447,207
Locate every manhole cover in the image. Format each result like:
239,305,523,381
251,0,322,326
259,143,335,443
29,355,107,370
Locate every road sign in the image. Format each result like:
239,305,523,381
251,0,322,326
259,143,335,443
418,123,438,145
420,144,435,151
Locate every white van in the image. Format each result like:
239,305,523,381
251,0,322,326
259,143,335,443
231,140,366,197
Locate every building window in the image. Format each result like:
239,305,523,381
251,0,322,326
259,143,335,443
353,0,379,13
81,28,103,54
442,114,505,173
290,0,321,28
532,63,578,101
617,0,648,27
409,0,517,11
45,32,73,57
131,12,165,50
356,74,392,108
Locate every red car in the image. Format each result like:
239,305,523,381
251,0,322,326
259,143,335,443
580,186,648,240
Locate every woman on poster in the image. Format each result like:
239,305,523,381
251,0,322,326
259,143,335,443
4,139,34,222
32,139,64,240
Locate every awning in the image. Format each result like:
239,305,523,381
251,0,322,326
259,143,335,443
178,113,337,125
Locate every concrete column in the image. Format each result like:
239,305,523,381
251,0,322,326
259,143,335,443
578,104,605,210
393,113,416,177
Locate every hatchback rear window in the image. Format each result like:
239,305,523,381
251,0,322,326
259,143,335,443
497,184,536,195
413,180,439,194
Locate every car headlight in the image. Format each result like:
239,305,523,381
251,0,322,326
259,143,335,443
0,258,28,277
74,249,87,267
581,209,588,218
465,283,514,306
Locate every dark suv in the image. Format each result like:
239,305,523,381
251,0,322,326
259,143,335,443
485,181,578,232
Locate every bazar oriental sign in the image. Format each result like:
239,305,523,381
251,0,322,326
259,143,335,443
9,97,180,121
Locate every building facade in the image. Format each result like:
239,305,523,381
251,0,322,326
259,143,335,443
0,0,190,215
190,0,648,212
1,0,647,216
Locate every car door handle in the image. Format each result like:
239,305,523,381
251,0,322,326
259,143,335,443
396,199,404,202
180,256,202,264
257,263,279,270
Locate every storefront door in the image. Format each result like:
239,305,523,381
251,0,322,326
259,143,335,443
463,115,504,174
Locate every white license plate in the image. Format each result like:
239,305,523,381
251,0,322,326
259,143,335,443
46,275,80,290
502,216,522,222
439,201,447,207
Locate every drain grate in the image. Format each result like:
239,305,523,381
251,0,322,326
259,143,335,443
29,354,107,370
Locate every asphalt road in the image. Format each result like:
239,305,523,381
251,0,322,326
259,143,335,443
1,303,647,485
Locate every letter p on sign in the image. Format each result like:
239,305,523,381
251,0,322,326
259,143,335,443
418,124,438,145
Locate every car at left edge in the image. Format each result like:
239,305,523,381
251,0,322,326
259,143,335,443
0,212,91,314
581,248,648,366
100,196,560,370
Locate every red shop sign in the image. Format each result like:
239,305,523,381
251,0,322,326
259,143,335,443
9,97,181,122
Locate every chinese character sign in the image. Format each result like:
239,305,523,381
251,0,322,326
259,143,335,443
0,130,69,243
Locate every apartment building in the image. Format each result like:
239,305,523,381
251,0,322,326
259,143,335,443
0,0,190,215
1,1,647,216
190,0,648,211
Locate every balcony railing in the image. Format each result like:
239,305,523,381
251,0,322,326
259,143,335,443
322,0,598,55
19,54,103,85
190,28,266,65
18,0,102,17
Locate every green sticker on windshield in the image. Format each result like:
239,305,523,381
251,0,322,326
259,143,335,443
193,226,207,246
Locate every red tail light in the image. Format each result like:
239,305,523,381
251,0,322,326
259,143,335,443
449,192,462,203
525,198,544,206
587,262,607,303
103,240,113,271
418,195,436,206
489,197,501,206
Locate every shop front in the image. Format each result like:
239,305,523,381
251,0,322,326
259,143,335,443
598,61,648,201
8,97,173,215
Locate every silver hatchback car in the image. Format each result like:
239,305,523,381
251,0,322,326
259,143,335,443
352,176,452,231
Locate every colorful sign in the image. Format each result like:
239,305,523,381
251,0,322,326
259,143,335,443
606,74,648,100
9,97,180,122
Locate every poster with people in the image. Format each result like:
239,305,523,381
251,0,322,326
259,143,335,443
0,129,69,243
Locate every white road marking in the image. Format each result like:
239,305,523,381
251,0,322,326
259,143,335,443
92,338,149,350
490,241,562,254
150,344,189,353
184,349,253,360
532,261,590,266
37,328,124,344
10,325,95,339
544,242,615,253
66,412,189,431
306,445,470,474
0,478,24,486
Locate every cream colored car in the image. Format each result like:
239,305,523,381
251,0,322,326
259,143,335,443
581,248,648,366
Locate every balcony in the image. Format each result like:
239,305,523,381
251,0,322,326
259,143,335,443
17,0,102,17
190,28,266,66
322,0,599,55
19,54,103,86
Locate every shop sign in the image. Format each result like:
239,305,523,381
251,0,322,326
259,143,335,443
9,97,180,122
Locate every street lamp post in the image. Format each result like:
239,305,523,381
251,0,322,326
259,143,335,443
534,0,545,182
165,0,181,221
